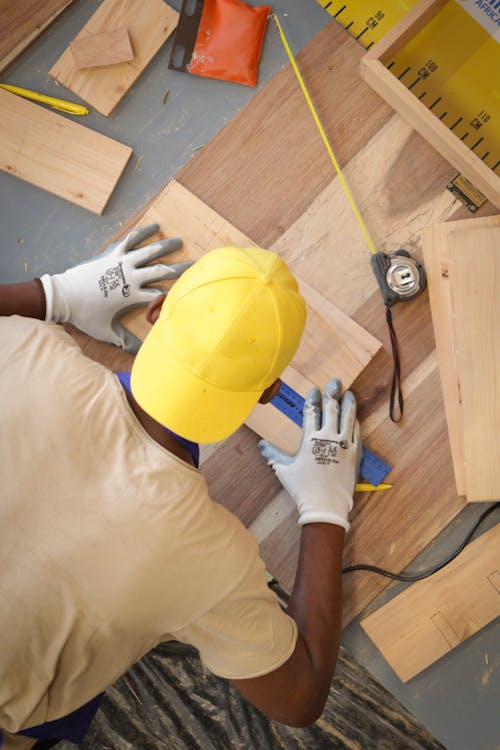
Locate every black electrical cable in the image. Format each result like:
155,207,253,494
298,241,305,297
342,502,499,581
268,503,500,607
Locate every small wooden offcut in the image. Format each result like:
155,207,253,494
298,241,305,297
69,27,134,70
50,0,178,116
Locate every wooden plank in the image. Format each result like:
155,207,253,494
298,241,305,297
0,88,132,214
0,0,74,73
118,180,381,454
360,0,500,210
421,215,500,497
50,0,178,116
360,524,500,682
449,226,500,501
69,27,134,70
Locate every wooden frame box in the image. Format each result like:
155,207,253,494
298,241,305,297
360,0,500,209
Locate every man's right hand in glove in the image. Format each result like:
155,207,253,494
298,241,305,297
259,378,362,531
231,380,362,727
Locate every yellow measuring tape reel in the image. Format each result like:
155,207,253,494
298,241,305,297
317,0,500,179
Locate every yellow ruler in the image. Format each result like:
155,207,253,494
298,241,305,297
316,0,500,175
316,0,419,48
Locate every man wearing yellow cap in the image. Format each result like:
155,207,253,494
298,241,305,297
0,226,360,748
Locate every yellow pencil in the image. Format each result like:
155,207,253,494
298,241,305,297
0,83,89,115
355,483,393,492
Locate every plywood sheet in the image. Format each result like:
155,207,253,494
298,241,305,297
50,0,178,116
0,0,74,73
450,226,500,501
70,27,134,70
119,180,381,453
421,214,500,498
361,524,500,682
0,88,132,213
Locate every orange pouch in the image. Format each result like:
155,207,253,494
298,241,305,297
169,0,271,87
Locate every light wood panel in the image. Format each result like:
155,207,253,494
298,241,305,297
118,180,381,454
421,214,500,497
361,524,500,682
50,0,178,116
69,27,134,70
450,226,500,501
0,88,132,213
0,0,74,73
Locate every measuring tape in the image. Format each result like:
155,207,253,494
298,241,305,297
316,0,500,179
274,14,428,421
271,382,392,486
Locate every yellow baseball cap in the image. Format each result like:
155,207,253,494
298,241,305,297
131,246,306,443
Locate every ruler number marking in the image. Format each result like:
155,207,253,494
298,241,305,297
417,59,438,79
470,110,491,130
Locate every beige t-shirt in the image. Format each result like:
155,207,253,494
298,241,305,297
0,317,297,734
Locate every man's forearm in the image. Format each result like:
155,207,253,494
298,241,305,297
231,521,345,726
0,281,45,319
287,522,345,705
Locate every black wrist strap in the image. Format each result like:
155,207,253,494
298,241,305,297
386,305,403,423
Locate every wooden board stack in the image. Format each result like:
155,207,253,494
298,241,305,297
50,0,179,116
421,214,500,501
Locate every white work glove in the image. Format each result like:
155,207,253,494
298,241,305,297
259,379,362,531
40,224,191,353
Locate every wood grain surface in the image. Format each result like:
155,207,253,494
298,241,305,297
450,225,500,501
69,19,490,624
421,214,500,498
0,87,132,213
360,524,500,682
50,0,178,116
0,0,74,73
